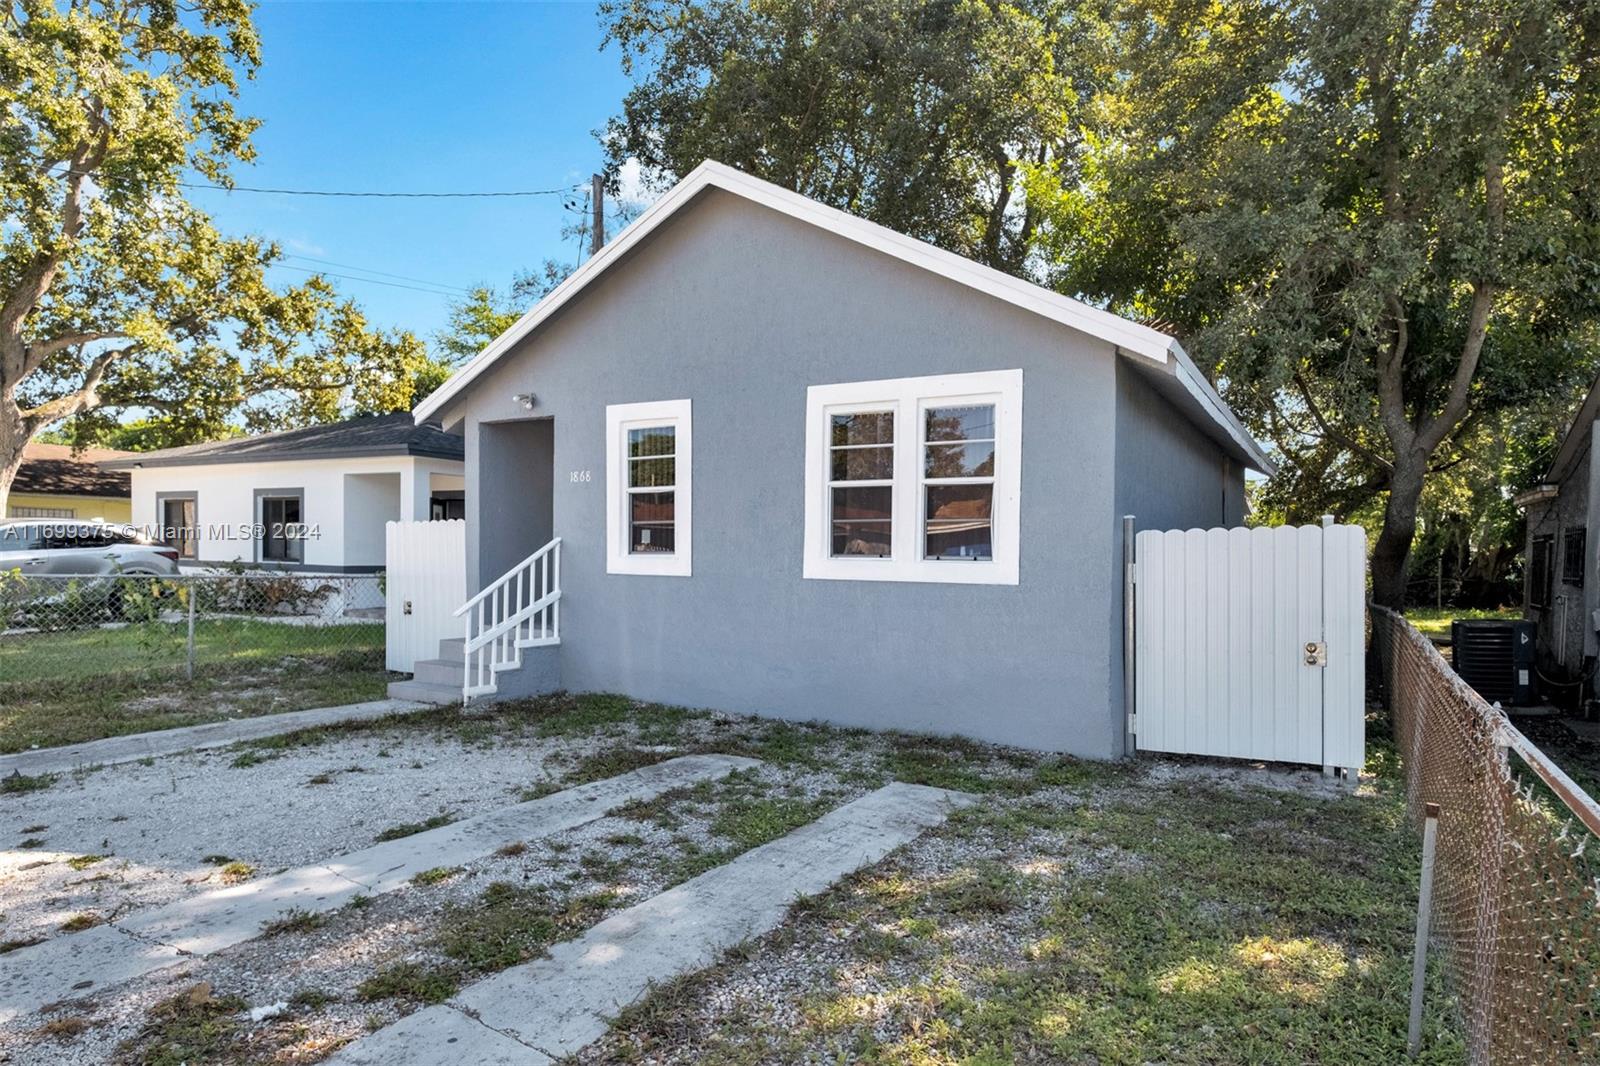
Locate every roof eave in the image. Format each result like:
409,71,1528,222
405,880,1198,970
101,443,463,469
414,159,1270,472
1513,484,1560,508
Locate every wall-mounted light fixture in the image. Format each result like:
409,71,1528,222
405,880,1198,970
512,392,536,411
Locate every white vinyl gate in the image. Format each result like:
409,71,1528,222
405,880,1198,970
1131,523,1366,776
385,519,466,672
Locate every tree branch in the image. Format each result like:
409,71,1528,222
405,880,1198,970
21,332,129,377
20,346,127,432
0,129,111,379
1293,366,1393,471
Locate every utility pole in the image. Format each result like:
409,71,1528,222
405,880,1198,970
590,174,604,258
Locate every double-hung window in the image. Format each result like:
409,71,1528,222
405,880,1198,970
805,369,1022,584
606,398,692,576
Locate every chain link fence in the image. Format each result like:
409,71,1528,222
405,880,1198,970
1370,605,1600,1064
1,572,389,737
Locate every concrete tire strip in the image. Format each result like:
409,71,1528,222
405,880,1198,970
329,781,978,1066
0,754,758,1023
0,698,433,779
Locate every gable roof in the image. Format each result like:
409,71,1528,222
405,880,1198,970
15,442,133,498
1541,371,1600,488
415,159,1274,474
99,412,463,470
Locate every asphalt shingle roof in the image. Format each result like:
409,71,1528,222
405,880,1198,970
14,443,133,498
97,413,464,469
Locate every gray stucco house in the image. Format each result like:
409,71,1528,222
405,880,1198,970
411,161,1273,758
1515,373,1600,693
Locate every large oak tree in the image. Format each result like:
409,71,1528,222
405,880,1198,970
0,0,434,512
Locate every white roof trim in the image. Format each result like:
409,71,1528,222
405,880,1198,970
415,159,1274,473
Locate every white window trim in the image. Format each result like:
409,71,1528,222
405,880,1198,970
606,398,692,576
804,369,1022,585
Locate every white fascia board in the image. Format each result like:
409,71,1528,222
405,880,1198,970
415,160,1267,472
1164,341,1277,475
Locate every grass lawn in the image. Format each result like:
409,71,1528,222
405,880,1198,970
2,692,1467,1063
0,619,389,753
1403,605,1520,640
576,731,1465,1064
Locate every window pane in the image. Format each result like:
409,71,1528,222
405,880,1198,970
925,485,993,560
830,411,893,447
924,441,995,478
629,491,675,553
629,456,676,488
925,404,995,442
831,486,892,557
830,445,893,481
628,426,675,458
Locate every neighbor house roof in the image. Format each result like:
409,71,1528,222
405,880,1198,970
14,442,133,498
98,412,464,470
414,159,1275,474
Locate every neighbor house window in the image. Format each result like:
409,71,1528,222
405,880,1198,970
1530,534,1554,609
7,505,75,519
804,369,1022,584
257,491,304,564
157,493,198,560
1563,527,1586,587
606,398,692,576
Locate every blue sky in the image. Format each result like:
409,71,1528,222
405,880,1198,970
190,2,635,342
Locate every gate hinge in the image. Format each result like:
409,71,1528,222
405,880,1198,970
1304,641,1328,667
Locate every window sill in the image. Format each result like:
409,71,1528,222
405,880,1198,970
803,556,1017,585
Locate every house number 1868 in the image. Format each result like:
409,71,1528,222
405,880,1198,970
569,470,592,483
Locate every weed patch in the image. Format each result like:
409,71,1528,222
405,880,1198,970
356,962,459,1005
260,908,328,937
1,770,56,794
374,813,455,842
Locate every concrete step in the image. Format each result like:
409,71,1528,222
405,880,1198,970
387,679,460,705
438,637,465,663
413,657,465,686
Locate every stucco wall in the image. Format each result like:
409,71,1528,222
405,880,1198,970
128,455,457,570
443,189,1246,756
1525,420,1599,686
1112,361,1244,532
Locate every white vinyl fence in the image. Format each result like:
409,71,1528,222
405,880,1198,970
1131,522,1366,777
385,519,465,672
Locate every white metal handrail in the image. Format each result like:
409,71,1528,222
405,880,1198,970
456,536,561,700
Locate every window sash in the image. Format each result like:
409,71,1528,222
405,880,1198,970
804,370,1020,585
607,399,692,576
625,422,677,555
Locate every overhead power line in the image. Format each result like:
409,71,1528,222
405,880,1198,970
51,166,585,199
270,263,459,298
178,179,583,198
280,253,477,295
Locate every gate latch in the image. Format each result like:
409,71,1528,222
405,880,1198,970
1304,641,1327,667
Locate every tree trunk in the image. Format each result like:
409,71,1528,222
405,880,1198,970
0,395,27,518
1371,449,1428,609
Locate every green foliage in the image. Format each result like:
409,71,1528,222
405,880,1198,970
0,0,433,507
1040,0,1600,603
600,0,1091,275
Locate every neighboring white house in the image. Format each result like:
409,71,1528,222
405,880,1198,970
100,413,464,572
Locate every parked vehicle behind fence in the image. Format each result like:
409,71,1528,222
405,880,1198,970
0,519,181,577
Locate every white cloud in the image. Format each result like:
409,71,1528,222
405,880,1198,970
614,157,656,209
